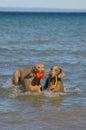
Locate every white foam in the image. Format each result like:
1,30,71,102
2,78,83,98
2,78,14,88
7,87,83,98
64,87,83,94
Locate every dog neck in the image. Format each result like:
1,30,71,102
24,73,41,86
49,76,58,89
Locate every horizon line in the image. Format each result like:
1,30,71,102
0,7,86,13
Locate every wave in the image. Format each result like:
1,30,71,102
0,47,10,52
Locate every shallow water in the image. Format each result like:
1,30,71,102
0,12,86,130
0,86,85,130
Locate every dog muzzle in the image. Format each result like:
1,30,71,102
36,72,44,79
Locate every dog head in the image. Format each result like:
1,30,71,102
49,65,65,78
31,63,45,78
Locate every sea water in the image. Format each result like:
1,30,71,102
0,12,86,130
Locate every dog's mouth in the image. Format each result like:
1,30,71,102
36,72,44,79
49,72,54,78
31,72,44,86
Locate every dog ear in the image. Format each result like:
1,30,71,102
50,66,54,70
30,66,37,73
58,67,65,78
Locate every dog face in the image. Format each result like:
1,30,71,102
32,63,45,73
49,65,65,78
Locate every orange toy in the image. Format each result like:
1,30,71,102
36,72,44,79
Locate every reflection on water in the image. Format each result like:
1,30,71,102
51,96,64,107
0,84,85,130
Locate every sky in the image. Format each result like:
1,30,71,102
0,0,86,9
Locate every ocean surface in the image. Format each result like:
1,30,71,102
0,12,86,130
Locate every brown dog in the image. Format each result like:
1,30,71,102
44,65,65,92
12,63,45,93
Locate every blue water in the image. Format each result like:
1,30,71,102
0,12,86,130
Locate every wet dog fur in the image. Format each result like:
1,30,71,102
12,63,45,93
44,65,65,92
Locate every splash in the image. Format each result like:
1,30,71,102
42,91,67,98
9,87,83,99
64,87,83,95
1,78,83,98
2,78,14,89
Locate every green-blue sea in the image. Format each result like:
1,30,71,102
0,12,86,130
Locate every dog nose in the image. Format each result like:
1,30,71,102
49,72,52,77
40,68,45,72
41,70,45,73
